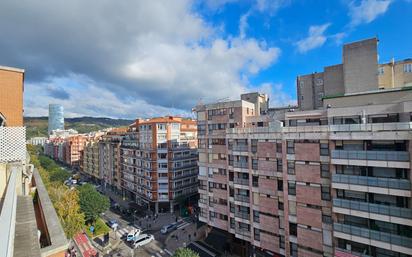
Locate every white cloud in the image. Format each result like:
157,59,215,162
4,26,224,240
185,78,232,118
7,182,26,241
239,12,251,39
204,0,239,10
296,23,331,53
348,0,392,27
0,0,281,118
256,83,296,107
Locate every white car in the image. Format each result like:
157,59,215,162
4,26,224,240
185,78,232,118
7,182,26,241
126,228,141,242
133,234,154,248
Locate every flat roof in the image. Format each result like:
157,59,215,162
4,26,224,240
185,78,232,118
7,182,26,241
323,86,412,100
0,65,25,73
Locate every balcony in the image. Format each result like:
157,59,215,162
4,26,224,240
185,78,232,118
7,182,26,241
233,161,249,169
234,177,249,186
234,194,250,203
235,211,250,220
235,227,251,238
334,248,372,257
333,223,412,251
332,174,411,191
331,150,409,162
333,198,412,221
232,145,249,152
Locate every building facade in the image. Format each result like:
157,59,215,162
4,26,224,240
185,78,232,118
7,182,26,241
48,104,64,134
0,66,24,126
83,140,101,182
120,117,198,213
64,135,87,168
297,38,412,111
196,89,412,257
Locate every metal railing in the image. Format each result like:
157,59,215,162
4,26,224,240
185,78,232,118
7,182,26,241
235,227,251,237
334,223,412,248
334,248,372,257
333,198,412,219
282,122,412,133
234,177,249,186
233,161,249,169
332,174,411,190
331,150,409,162
234,194,250,203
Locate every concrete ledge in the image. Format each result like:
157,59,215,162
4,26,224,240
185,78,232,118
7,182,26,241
33,168,69,257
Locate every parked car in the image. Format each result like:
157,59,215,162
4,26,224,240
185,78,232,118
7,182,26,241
126,227,141,242
133,234,154,248
107,219,119,230
160,223,177,234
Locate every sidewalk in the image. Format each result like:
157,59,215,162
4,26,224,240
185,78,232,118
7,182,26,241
135,213,177,231
165,223,208,252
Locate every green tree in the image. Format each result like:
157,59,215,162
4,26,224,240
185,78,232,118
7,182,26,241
50,185,85,238
172,248,199,257
78,184,109,223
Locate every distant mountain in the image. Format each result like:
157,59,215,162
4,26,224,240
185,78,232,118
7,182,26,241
24,116,134,139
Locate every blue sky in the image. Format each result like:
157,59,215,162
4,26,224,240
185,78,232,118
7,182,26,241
197,0,412,101
0,0,411,118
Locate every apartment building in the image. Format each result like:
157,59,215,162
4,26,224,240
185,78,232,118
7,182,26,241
99,128,127,194
196,90,412,257
297,38,412,111
120,117,198,213
83,140,101,182
0,66,24,126
64,134,87,168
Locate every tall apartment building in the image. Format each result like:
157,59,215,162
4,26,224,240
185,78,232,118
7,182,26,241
120,117,198,213
99,128,126,194
48,104,64,134
297,38,412,111
196,90,412,257
83,140,101,182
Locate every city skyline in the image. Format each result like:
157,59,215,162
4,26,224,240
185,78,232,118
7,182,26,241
1,0,411,119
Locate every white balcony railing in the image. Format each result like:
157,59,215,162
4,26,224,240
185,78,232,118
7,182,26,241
0,127,26,163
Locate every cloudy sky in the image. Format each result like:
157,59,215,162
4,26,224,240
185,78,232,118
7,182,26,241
1,0,411,119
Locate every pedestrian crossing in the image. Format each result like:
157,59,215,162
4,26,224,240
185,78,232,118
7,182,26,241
116,227,129,238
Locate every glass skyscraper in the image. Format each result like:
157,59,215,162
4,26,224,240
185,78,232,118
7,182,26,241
48,104,64,134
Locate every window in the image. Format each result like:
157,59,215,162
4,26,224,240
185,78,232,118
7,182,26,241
287,140,294,154
322,215,332,224
318,92,324,101
321,164,330,178
289,223,297,236
279,236,285,249
404,63,412,73
254,228,260,241
276,142,282,153
290,242,298,257
277,159,283,172
278,202,284,211
315,78,323,85
253,210,260,223
320,143,329,156
299,81,304,88
378,67,384,75
277,179,283,191
287,161,295,175
321,186,331,200
288,182,296,196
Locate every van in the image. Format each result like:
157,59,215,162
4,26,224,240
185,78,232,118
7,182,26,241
133,234,154,248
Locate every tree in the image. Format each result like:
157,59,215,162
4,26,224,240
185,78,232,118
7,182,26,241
49,168,70,183
78,184,109,223
49,185,85,238
172,248,199,257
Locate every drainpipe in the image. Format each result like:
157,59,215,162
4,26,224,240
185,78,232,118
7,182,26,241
391,58,395,88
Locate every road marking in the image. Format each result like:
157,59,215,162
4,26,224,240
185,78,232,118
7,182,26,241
155,253,162,257
164,249,173,256
177,222,190,230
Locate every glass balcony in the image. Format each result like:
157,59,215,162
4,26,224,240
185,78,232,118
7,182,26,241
234,177,249,186
333,198,412,219
233,161,249,169
234,194,250,203
334,223,412,248
331,150,409,162
332,174,411,190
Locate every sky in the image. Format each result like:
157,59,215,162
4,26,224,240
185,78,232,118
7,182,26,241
0,0,411,119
